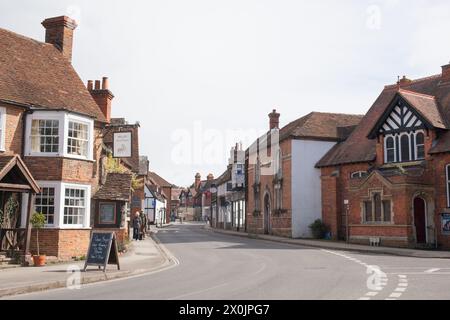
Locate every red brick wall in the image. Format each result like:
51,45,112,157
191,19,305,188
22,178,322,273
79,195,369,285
246,139,292,237
30,229,90,260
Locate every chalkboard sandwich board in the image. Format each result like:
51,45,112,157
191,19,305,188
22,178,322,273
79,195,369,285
84,231,120,272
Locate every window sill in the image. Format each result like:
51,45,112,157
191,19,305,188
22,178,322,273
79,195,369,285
25,154,95,163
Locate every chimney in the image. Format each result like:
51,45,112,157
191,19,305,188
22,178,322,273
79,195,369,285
441,63,450,84
42,16,78,63
195,173,201,189
397,75,412,87
269,109,280,130
88,77,114,123
207,173,214,181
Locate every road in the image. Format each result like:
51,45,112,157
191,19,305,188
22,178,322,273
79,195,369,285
8,223,450,300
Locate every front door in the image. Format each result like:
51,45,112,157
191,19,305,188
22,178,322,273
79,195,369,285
264,194,270,235
414,197,427,244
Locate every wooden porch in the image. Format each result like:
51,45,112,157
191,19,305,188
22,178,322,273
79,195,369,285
0,156,40,265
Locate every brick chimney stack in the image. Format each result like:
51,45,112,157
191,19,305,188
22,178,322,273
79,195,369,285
195,173,201,190
441,63,450,84
88,77,114,123
269,109,280,130
42,16,78,63
397,75,412,87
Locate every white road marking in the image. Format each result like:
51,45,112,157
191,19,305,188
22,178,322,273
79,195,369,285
395,287,406,292
389,292,402,298
358,297,371,300
425,268,441,273
365,292,379,297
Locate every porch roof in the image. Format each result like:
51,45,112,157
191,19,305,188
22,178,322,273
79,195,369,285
0,155,40,194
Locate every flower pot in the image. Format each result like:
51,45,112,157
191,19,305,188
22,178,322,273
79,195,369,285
33,255,46,267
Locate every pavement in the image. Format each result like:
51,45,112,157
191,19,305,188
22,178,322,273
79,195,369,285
0,231,177,298
206,225,450,259
6,222,450,300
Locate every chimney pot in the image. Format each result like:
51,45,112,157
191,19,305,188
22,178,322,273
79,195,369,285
102,77,109,90
398,75,412,87
87,80,93,91
42,16,77,63
95,80,101,90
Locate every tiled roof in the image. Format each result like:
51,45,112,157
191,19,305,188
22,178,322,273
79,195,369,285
280,112,364,141
317,74,450,167
94,173,132,201
398,90,446,129
0,155,40,193
0,28,106,121
148,171,173,188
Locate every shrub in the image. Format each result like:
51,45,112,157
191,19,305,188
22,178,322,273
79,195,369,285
309,219,329,239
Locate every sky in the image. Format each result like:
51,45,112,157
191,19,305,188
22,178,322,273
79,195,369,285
1,0,450,187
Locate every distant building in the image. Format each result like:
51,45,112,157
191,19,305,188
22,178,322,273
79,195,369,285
246,109,363,238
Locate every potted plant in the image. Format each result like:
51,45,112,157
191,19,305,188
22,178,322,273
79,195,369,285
30,212,46,267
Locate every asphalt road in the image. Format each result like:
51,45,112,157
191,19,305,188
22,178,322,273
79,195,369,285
8,223,450,300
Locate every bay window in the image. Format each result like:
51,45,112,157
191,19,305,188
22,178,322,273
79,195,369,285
26,111,93,160
33,181,90,229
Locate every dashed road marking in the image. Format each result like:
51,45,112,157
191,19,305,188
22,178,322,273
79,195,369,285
425,268,441,273
385,275,408,300
321,249,388,300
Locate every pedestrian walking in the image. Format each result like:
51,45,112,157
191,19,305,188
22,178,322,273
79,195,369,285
133,211,141,241
139,210,147,240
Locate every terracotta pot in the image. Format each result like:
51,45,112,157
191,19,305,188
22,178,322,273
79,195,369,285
33,255,46,267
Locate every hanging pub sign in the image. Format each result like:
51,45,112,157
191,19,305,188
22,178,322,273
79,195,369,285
113,131,132,158
442,213,450,235
84,231,120,272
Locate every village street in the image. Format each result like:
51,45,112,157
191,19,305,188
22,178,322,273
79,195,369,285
7,223,450,300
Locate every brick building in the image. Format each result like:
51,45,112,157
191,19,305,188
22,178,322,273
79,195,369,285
317,63,450,249
0,16,144,261
246,110,362,238
148,171,175,223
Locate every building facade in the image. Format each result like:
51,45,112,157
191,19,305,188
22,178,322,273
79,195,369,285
246,110,362,238
317,64,450,249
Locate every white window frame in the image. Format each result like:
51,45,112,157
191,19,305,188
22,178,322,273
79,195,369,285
64,114,93,160
0,107,6,152
25,111,94,160
61,183,91,228
35,186,58,227
384,134,397,163
414,130,425,160
34,181,91,229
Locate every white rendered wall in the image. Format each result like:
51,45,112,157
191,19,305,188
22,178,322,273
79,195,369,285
291,139,335,238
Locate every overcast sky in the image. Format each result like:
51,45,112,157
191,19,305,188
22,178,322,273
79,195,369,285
1,0,450,186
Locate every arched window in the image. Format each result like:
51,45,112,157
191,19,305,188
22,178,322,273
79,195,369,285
385,136,396,163
415,132,425,160
400,134,411,162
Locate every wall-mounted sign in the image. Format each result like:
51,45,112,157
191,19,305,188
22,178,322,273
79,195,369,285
99,202,116,225
442,214,450,235
113,132,132,158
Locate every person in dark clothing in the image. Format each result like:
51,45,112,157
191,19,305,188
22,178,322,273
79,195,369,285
133,211,141,241
139,211,147,240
